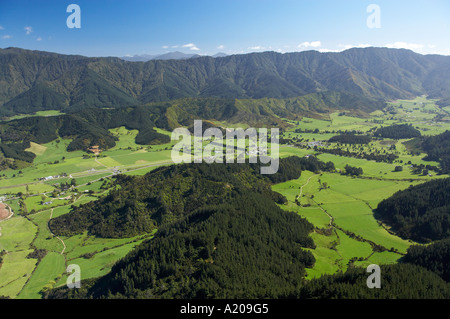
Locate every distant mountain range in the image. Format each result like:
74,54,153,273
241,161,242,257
120,51,228,62
1,46,449,116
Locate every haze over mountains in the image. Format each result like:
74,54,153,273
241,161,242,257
120,51,228,62
1,46,450,116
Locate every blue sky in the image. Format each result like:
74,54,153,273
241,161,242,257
0,0,449,57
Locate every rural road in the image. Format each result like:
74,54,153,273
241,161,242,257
48,208,66,255
295,175,334,227
296,174,316,203
94,156,108,168
317,203,334,227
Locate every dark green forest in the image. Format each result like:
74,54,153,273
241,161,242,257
373,124,421,139
375,178,450,242
403,239,450,282
342,164,364,176
297,264,448,299
328,134,371,145
1,47,450,117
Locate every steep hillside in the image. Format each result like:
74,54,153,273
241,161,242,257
1,47,449,115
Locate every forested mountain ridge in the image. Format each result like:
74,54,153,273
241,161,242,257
48,156,331,238
1,47,449,115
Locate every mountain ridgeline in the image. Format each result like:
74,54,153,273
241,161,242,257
1,47,450,116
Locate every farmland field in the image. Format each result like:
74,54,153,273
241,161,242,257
0,126,176,298
272,97,450,279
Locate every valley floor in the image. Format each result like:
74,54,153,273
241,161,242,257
0,96,449,298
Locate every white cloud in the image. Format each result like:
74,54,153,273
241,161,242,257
171,45,179,48
0,25,4,30
338,43,373,51
162,45,169,49
182,43,200,51
385,41,425,51
217,44,225,50
2,35,12,39
248,46,264,50
298,41,321,49
318,48,340,53
24,26,33,35
37,37,42,41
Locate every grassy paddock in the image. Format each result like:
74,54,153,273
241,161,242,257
17,252,65,299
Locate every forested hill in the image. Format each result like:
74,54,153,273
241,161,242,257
403,238,450,282
375,177,450,242
46,157,330,298
49,156,332,238
1,47,450,115
373,124,421,139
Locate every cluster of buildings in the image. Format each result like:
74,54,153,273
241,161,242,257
37,173,67,181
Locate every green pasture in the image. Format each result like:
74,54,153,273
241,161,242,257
28,210,65,253
0,249,37,298
58,238,148,285
17,252,65,299
0,215,39,297
0,216,37,251
274,171,415,278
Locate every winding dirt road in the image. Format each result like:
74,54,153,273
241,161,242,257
296,174,316,203
48,208,66,255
